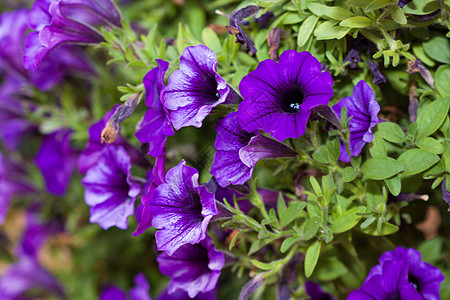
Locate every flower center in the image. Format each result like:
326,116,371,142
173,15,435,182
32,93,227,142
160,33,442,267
408,275,421,293
280,86,305,113
215,92,220,99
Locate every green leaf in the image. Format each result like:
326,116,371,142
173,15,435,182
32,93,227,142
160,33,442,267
310,177,323,196
314,20,339,36
418,237,444,264
360,221,399,235
415,137,443,154
376,122,406,144
326,137,341,162
423,160,444,179
347,0,372,7
398,149,440,176
385,175,401,196
443,143,450,172
369,133,387,157
248,238,277,255
313,145,330,164
423,36,450,64
315,257,348,280
435,65,450,97
316,26,351,40
280,202,307,227
365,0,393,12
202,27,222,54
402,0,441,15
340,16,374,28
250,259,281,271
331,207,365,233
303,216,322,240
361,157,404,180
343,167,359,182
305,240,321,277
280,237,298,253
307,3,354,20
392,6,407,24
416,98,450,139
298,16,319,48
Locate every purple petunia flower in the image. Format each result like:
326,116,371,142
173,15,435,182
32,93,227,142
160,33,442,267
78,106,148,174
332,80,380,162
23,0,121,71
349,247,444,300
134,151,166,236
0,210,64,299
238,50,333,142
348,259,421,300
35,129,78,196
162,45,238,130
157,236,224,298
135,59,175,157
0,152,35,225
211,112,297,187
149,160,217,255
442,177,450,211
305,282,335,300
81,145,141,230
158,289,217,300
100,273,152,300
0,9,93,91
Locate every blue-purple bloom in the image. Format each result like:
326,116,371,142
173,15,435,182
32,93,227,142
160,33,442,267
0,210,64,299
134,152,166,236
81,145,141,230
211,112,297,187
238,50,334,142
157,236,224,298
158,289,217,300
305,282,335,300
149,160,217,255
100,273,151,300
23,0,121,71
0,153,35,224
162,45,233,130
349,247,444,300
35,129,78,196
135,59,175,157
332,80,380,162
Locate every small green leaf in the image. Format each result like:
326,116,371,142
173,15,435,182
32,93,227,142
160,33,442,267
365,0,393,12
310,177,323,196
298,15,319,48
250,259,281,271
315,257,348,281
423,160,444,179
385,175,402,196
435,65,450,97
415,137,443,154
305,240,321,277
376,122,406,144
416,98,450,139
369,133,387,157
361,157,404,180
392,6,407,24
402,0,441,15
360,221,399,236
313,146,330,164
303,216,322,240
202,27,222,54
326,137,341,162
248,238,277,255
331,207,365,233
343,167,359,182
398,149,440,176
423,36,450,64
340,16,373,28
307,3,354,20
280,237,298,253
316,26,351,40
280,202,307,227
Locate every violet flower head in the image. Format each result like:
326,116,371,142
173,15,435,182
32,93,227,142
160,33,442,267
35,129,78,196
238,50,334,142
135,59,175,157
134,152,166,236
332,80,380,162
211,112,297,187
78,106,147,174
343,48,361,69
305,282,335,300
100,273,151,300
0,153,34,224
162,45,234,130
348,259,421,300
158,289,217,300
81,145,141,230
367,60,386,85
149,160,217,255
157,236,224,298
23,0,121,71
366,247,445,300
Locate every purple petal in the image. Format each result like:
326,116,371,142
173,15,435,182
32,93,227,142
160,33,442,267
100,286,127,300
130,273,152,300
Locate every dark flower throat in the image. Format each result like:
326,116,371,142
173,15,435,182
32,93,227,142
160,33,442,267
280,86,305,113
